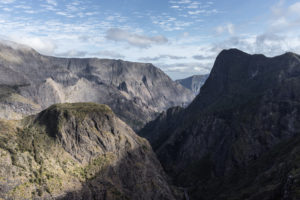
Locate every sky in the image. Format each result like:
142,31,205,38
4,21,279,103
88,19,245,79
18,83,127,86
0,0,300,79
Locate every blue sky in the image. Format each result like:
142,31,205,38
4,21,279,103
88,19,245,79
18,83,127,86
1,0,300,79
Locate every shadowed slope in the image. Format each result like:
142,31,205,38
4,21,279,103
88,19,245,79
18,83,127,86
140,49,300,199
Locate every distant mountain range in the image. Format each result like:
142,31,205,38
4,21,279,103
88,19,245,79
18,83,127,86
0,40,194,131
2,39,300,200
176,74,209,95
140,49,300,199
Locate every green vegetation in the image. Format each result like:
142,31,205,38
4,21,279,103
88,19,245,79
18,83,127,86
73,153,114,181
35,102,114,138
16,125,55,165
0,102,155,200
0,117,69,198
47,102,113,119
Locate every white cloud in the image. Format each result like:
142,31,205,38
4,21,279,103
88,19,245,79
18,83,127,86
139,54,186,62
151,15,193,31
41,4,57,11
269,1,300,31
187,2,200,9
182,32,189,37
105,28,168,48
170,0,192,4
210,33,300,57
193,55,214,60
2,0,300,81
1,0,15,4
14,37,57,55
24,10,38,14
105,13,128,23
85,12,97,16
288,2,300,13
188,10,205,15
2,7,12,11
164,66,188,72
215,23,235,35
168,0,219,25
55,50,87,57
56,11,74,18
46,0,57,6
159,62,212,79
92,50,125,59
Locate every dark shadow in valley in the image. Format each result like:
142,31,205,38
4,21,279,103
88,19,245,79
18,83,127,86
55,146,181,200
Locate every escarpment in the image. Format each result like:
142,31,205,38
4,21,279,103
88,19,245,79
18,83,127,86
0,41,194,131
140,49,300,199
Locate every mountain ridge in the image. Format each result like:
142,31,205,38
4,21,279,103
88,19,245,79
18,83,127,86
0,40,194,131
140,48,300,199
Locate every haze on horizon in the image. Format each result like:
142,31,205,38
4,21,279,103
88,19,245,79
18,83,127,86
0,0,300,79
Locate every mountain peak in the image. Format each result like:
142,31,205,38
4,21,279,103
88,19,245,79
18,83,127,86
281,51,300,61
189,49,300,114
35,103,116,162
219,48,250,56
140,49,300,199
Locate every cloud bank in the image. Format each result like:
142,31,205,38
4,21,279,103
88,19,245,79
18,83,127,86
106,28,168,48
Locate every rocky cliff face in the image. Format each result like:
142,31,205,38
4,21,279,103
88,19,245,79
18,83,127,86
0,41,194,131
0,102,179,200
139,106,184,151
176,74,209,95
140,49,300,199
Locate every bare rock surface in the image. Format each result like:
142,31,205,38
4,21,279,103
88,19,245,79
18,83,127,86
0,41,194,131
176,74,209,95
140,49,300,199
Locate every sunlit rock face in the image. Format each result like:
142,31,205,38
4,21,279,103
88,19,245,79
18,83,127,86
0,41,194,131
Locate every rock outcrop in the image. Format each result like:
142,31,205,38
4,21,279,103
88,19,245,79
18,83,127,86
140,49,300,199
176,74,209,95
0,40,194,131
0,103,178,200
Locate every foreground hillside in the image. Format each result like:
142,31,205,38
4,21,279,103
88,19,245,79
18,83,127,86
0,41,193,131
140,49,300,199
0,103,178,200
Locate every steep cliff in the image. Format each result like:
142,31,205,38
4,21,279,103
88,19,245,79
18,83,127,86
0,103,178,200
0,41,194,131
140,49,300,199
176,74,209,95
